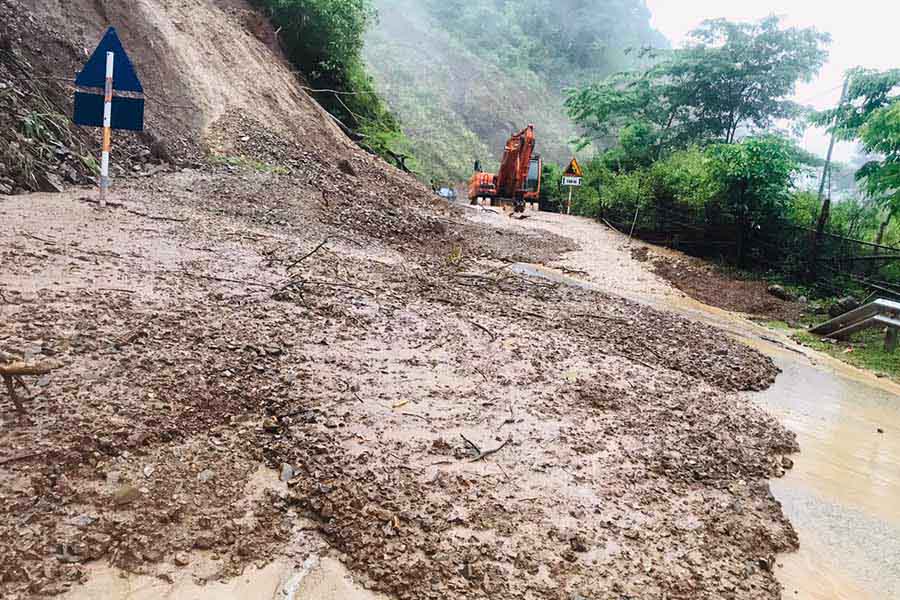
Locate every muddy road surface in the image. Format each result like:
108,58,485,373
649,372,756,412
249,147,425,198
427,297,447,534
1,176,833,600
504,210,900,599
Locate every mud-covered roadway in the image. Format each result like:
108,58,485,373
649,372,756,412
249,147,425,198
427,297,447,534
2,139,798,599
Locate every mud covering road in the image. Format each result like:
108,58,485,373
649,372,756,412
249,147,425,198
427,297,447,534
4,154,797,599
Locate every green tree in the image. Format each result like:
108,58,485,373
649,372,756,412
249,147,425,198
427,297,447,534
705,136,798,266
858,101,900,202
812,69,900,141
539,163,563,210
812,69,900,242
567,16,830,152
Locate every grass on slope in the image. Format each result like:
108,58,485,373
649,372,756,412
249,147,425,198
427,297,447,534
792,328,900,380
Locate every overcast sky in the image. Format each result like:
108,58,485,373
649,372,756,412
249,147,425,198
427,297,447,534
644,0,900,163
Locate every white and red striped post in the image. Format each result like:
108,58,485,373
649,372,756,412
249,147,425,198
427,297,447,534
99,51,114,208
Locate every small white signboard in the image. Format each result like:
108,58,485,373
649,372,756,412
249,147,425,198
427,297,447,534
562,176,582,187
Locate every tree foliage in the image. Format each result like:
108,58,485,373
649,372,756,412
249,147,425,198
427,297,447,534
423,0,666,87
812,69,900,213
255,0,409,164
567,16,830,152
858,101,900,202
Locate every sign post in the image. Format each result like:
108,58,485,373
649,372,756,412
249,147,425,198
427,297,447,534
100,52,114,208
73,27,144,207
561,158,583,215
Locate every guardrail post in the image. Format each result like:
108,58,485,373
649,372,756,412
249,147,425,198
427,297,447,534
885,328,898,353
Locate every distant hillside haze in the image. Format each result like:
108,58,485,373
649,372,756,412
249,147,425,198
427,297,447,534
363,0,667,183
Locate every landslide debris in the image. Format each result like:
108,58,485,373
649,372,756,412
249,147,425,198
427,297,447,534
635,247,805,322
3,118,794,599
2,1,798,599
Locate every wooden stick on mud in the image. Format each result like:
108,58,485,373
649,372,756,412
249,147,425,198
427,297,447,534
287,238,333,270
460,433,512,463
0,360,60,414
126,209,188,223
401,412,431,423
467,319,497,341
20,232,57,245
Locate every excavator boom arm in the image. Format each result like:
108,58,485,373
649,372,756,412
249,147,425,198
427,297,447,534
496,125,536,198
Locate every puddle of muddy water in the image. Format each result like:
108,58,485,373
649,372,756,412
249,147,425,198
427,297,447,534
756,355,900,600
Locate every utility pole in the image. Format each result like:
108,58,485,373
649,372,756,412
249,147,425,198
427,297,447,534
808,75,850,282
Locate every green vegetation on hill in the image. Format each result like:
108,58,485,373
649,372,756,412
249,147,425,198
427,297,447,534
558,15,900,301
363,0,667,183
254,0,413,166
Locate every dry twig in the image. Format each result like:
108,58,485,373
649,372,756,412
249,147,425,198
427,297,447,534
1,360,60,413
460,433,512,462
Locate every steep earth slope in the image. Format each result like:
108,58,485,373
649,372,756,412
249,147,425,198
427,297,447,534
0,0,351,194
3,2,800,600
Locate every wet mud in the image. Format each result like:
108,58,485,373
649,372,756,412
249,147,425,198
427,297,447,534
507,211,900,599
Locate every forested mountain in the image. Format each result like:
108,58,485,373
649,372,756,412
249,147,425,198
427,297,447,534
363,0,667,183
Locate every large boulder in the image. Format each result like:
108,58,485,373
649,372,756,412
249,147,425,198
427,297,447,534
829,296,861,318
767,284,793,301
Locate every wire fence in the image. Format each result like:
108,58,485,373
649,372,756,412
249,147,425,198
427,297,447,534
599,201,900,300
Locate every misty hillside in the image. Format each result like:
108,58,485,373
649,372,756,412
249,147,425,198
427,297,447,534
363,0,667,183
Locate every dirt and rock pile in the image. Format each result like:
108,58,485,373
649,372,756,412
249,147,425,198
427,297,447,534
0,0,360,195
636,247,805,322
3,148,795,598
2,1,801,599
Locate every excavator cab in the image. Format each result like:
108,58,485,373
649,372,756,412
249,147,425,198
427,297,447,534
525,157,541,193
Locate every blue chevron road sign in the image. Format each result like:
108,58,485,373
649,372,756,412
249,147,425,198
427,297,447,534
73,27,144,131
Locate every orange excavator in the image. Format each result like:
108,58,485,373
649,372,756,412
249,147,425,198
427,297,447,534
468,125,542,213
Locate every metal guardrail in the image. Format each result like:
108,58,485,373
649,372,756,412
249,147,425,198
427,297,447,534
810,298,900,351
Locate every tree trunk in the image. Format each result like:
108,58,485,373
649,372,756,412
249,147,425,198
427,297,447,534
869,210,895,276
808,76,850,282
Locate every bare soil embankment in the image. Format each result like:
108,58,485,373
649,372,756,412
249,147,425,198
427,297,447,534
631,247,805,322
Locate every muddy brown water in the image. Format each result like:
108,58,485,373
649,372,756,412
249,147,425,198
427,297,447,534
511,258,900,600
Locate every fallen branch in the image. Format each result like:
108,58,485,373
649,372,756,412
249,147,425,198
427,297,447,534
0,451,46,466
287,238,332,270
181,271,278,290
127,209,188,223
617,351,656,370
401,412,431,423
79,197,124,208
460,433,511,462
0,361,60,377
602,218,623,235
1,360,60,413
460,433,481,455
20,232,57,245
467,319,497,341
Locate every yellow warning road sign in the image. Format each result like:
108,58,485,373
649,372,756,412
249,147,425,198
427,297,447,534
563,157,583,178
